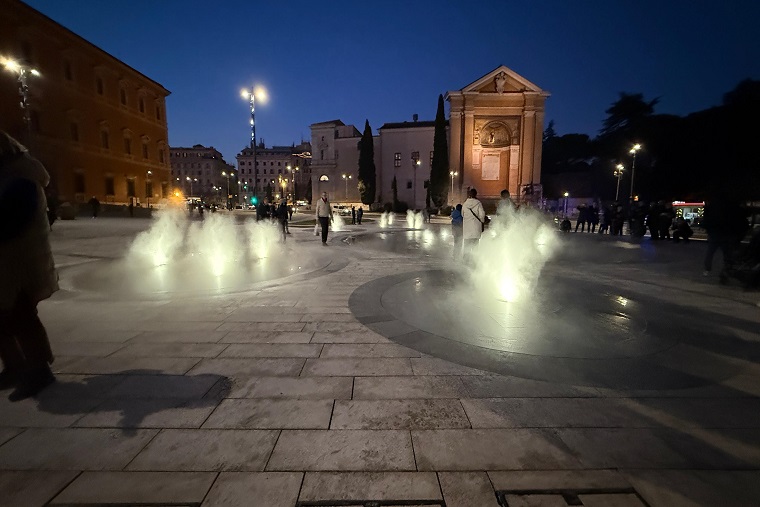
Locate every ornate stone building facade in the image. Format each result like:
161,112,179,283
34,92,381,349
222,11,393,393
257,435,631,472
447,65,549,206
169,145,235,204
0,0,171,206
236,141,312,204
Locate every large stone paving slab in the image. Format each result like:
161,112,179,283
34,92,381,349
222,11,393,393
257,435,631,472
298,472,442,502
202,472,303,507
301,358,413,376
331,399,470,429
74,398,220,429
266,430,416,471
227,376,353,399
0,471,79,507
438,472,499,507
352,376,468,399
0,428,158,470
412,429,582,470
126,429,280,471
203,399,333,429
49,471,216,505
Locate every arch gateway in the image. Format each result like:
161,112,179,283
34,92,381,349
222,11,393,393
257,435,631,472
447,65,550,207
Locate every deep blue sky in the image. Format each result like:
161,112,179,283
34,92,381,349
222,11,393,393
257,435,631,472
25,0,760,163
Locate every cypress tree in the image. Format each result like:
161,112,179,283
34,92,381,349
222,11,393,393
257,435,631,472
358,120,376,204
305,177,312,203
430,94,449,207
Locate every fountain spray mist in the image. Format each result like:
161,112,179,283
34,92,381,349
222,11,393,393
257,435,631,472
468,206,560,303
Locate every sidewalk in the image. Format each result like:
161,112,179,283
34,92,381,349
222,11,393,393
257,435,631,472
0,217,759,506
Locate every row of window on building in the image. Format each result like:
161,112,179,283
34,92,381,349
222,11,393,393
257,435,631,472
393,151,434,167
71,173,168,199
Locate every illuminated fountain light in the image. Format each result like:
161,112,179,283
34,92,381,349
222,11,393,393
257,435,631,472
128,208,185,267
406,209,423,229
380,211,389,228
245,219,282,260
468,205,560,303
332,213,346,232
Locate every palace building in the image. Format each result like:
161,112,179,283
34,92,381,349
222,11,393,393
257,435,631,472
0,0,171,206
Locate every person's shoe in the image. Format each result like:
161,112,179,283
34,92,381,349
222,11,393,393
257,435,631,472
8,366,55,402
0,369,18,391
702,270,710,277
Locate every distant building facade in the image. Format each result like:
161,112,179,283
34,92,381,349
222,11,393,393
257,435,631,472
169,145,235,204
0,0,171,206
236,141,312,204
309,66,549,209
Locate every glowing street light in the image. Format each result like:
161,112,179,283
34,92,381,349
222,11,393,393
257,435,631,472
412,158,421,208
563,191,569,217
186,176,197,197
1,56,41,145
614,164,624,201
449,170,458,198
240,85,267,201
221,171,231,209
628,143,642,202
146,170,153,208
342,173,352,201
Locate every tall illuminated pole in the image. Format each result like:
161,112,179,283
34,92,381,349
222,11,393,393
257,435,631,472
614,164,624,201
628,143,642,202
412,159,421,208
341,174,352,201
222,171,230,209
563,191,569,217
449,170,458,198
146,170,152,207
2,56,40,147
241,86,267,204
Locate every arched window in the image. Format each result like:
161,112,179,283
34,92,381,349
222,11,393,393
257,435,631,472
319,175,329,182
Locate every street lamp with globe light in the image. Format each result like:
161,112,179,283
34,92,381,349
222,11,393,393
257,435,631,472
614,164,624,201
563,191,570,217
449,170,458,200
1,56,41,146
221,171,231,209
146,170,153,208
341,174,352,202
628,143,642,203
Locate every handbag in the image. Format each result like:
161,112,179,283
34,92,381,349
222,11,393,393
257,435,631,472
469,207,486,232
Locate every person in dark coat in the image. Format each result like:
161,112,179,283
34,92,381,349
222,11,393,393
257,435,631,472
88,195,100,218
351,206,356,225
357,206,364,225
0,131,58,401
703,195,750,282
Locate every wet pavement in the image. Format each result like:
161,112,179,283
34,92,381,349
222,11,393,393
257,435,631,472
1,213,759,506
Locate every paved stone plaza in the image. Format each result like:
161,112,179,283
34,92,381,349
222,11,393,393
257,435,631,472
1,213,759,506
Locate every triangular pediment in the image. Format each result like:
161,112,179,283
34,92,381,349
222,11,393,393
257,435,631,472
460,65,545,94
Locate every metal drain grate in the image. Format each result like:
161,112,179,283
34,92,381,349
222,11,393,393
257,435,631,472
296,501,445,507
496,487,651,507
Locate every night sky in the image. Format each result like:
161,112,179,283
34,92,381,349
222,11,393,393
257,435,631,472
23,0,760,164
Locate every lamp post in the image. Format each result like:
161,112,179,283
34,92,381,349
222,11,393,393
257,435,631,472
241,86,267,201
342,174,352,201
412,159,421,208
186,176,196,198
614,164,624,201
1,57,40,147
145,170,153,208
449,170,458,200
628,143,642,203
221,171,231,209
563,192,569,217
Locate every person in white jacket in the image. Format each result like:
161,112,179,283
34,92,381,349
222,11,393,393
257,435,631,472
315,192,333,245
462,187,486,256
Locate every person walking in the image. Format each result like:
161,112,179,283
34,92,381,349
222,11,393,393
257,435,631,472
315,191,333,245
462,188,485,259
451,203,463,255
703,195,749,283
277,198,289,241
0,131,58,401
88,195,100,218
357,206,364,225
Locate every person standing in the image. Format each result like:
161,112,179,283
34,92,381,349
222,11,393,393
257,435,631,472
315,191,333,245
451,203,463,255
703,195,749,283
357,206,364,225
88,195,100,218
277,198,289,241
351,206,356,225
462,188,485,258
496,189,515,216
0,131,58,401
128,199,134,218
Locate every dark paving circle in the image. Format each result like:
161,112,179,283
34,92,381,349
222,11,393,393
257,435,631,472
350,269,747,390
